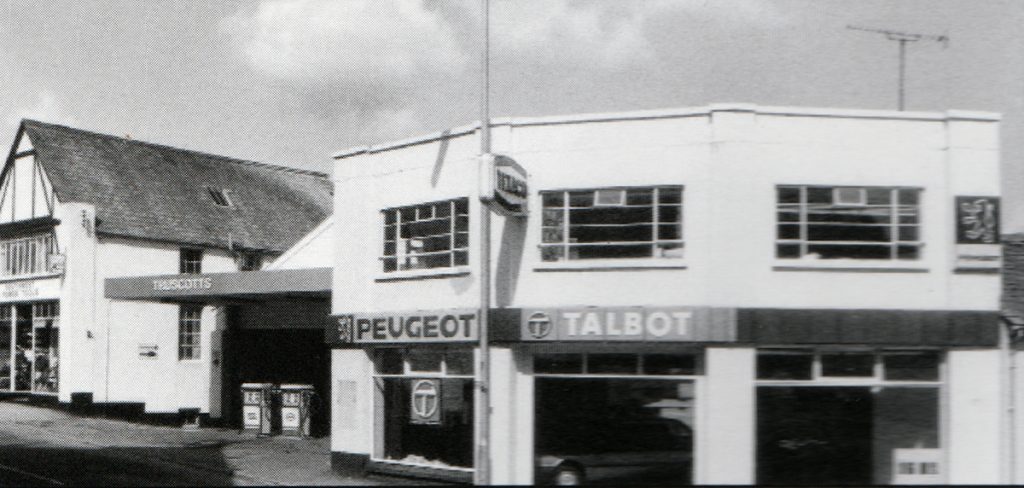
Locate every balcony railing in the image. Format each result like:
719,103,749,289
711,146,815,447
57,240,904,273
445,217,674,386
0,234,56,279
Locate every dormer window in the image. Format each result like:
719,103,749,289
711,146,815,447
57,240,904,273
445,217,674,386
207,187,233,207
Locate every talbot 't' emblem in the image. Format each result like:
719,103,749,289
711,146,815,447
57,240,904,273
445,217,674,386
527,311,552,339
411,379,439,419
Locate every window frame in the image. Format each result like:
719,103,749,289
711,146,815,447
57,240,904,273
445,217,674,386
775,185,924,262
177,304,202,361
537,185,685,266
755,349,942,386
179,248,203,274
379,198,470,276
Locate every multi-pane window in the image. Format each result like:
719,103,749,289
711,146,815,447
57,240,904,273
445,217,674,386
179,248,203,274
178,305,202,360
381,198,469,272
776,186,922,260
540,186,683,262
0,233,56,278
237,252,262,271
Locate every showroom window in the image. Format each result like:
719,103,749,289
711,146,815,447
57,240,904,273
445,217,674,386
776,186,922,260
756,349,942,485
372,349,475,470
540,186,683,261
381,198,469,273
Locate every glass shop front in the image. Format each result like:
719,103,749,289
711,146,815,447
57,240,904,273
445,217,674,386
0,301,59,394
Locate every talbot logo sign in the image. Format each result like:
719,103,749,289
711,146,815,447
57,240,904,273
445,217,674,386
519,306,737,342
957,196,1000,244
527,311,552,339
410,379,441,425
480,153,529,217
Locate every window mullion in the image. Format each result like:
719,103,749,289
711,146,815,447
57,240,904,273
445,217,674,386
652,188,660,257
563,192,570,261
799,186,808,257
890,188,898,259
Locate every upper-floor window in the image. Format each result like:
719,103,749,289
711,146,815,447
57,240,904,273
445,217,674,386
206,187,233,207
540,186,683,262
776,186,922,261
381,198,469,273
237,252,262,271
0,233,57,279
180,248,203,274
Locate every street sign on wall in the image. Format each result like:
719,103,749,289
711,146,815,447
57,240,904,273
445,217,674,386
480,153,529,217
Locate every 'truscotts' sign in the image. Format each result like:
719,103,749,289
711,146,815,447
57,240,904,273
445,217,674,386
329,309,479,344
519,306,736,342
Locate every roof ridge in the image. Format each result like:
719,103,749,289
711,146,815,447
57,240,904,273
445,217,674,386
22,119,328,179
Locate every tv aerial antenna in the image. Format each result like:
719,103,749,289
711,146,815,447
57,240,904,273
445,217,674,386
847,25,949,111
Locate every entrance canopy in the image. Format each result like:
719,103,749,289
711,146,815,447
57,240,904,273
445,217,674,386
105,267,331,302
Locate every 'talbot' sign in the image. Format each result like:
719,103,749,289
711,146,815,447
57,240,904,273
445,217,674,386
329,309,480,345
480,153,528,217
520,306,736,342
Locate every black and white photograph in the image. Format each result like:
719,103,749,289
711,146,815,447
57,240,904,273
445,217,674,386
0,0,1019,485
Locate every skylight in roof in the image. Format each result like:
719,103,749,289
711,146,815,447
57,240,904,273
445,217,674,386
207,187,233,207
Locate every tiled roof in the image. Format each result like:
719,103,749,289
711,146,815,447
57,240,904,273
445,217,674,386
21,120,331,253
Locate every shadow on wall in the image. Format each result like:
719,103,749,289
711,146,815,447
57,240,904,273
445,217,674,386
495,217,527,307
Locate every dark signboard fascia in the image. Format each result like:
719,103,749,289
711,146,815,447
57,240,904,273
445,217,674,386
326,307,1000,348
735,309,1000,347
104,267,332,300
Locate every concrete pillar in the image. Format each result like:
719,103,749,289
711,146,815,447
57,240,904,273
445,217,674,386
947,349,1004,484
489,346,534,485
699,347,756,485
331,348,374,462
56,202,97,404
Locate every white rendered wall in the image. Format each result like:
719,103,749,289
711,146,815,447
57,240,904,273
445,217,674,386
330,348,374,456
268,218,333,270
97,237,235,413
55,202,96,403
333,107,1000,316
947,349,1004,484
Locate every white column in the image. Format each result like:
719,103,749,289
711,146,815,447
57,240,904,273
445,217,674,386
947,349,1004,484
489,346,533,485
331,348,374,456
699,347,756,485
56,202,97,404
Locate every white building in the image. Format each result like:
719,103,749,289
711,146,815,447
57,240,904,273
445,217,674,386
327,104,1004,485
0,120,332,427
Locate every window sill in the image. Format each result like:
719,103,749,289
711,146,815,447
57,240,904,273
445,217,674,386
773,260,928,273
375,266,472,282
534,259,687,272
0,272,62,283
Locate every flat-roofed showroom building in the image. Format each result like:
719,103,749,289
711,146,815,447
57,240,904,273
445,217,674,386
0,120,333,429
327,104,1006,485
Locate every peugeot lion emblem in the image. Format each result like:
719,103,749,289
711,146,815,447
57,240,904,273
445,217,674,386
336,316,353,343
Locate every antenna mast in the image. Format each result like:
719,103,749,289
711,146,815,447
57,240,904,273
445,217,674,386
847,25,949,111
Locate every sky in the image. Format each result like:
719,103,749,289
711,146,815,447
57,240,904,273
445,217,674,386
1,0,1022,228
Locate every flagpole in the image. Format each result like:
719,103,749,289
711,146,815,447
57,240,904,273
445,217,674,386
475,0,492,484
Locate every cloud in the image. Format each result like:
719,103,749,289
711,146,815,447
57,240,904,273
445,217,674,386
219,0,468,85
8,91,78,126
